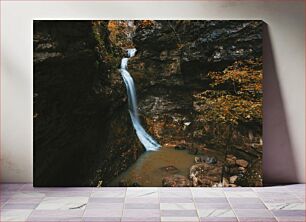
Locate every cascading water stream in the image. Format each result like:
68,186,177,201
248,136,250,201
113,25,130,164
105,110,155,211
120,48,161,151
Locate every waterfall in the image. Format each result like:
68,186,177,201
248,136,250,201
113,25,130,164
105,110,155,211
120,48,161,151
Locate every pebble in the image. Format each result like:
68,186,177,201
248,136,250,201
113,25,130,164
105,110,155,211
236,159,249,168
226,155,237,166
238,166,246,174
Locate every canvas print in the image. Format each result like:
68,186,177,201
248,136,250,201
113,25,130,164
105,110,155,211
34,20,263,187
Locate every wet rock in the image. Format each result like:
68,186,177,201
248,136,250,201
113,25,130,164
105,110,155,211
175,144,187,150
194,156,201,163
230,175,238,184
190,163,222,187
223,164,230,174
188,147,198,155
245,159,263,186
238,167,247,174
229,167,239,176
205,156,217,164
160,50,168,61
226,155,237,166
213,182,223,188
132,182,141,187
222,177,229,187
236,159,249,168
97,180,103,187
162,174,191,187
160,165,179,174
119,180,128,187
194,155,217,164
235,173,249,187
227,154,237,160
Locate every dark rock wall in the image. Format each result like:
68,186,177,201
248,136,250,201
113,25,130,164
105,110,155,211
129,20,263,186
34,21,142,186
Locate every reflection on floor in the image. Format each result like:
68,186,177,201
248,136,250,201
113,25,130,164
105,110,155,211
0,184,305,221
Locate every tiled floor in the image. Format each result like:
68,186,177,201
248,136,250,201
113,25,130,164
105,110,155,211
0,184,305,222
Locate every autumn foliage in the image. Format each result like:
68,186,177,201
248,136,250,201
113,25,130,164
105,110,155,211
208,58,263,98
194,58,263,126
137,20,155,29
108,21,135,48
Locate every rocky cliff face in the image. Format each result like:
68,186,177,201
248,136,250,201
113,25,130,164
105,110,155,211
129,20,263,186
34,21,143,186
34,20,263,187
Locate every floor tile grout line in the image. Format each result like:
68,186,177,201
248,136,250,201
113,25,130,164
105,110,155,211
288,187,305,203
0,195,10,209
252,187,280,222
19,207,35,221
120,187,127,222
22,187,47,221
190,187,201,222
80,187,93,222
0,184,25,209
284,187,304,202
224,188,240,222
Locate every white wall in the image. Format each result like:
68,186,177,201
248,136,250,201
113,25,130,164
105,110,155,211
1,1,305,184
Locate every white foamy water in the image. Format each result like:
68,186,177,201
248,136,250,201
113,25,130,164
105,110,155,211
120,48,161,151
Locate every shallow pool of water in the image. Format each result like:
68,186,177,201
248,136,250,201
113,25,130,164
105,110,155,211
109,147,196,187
